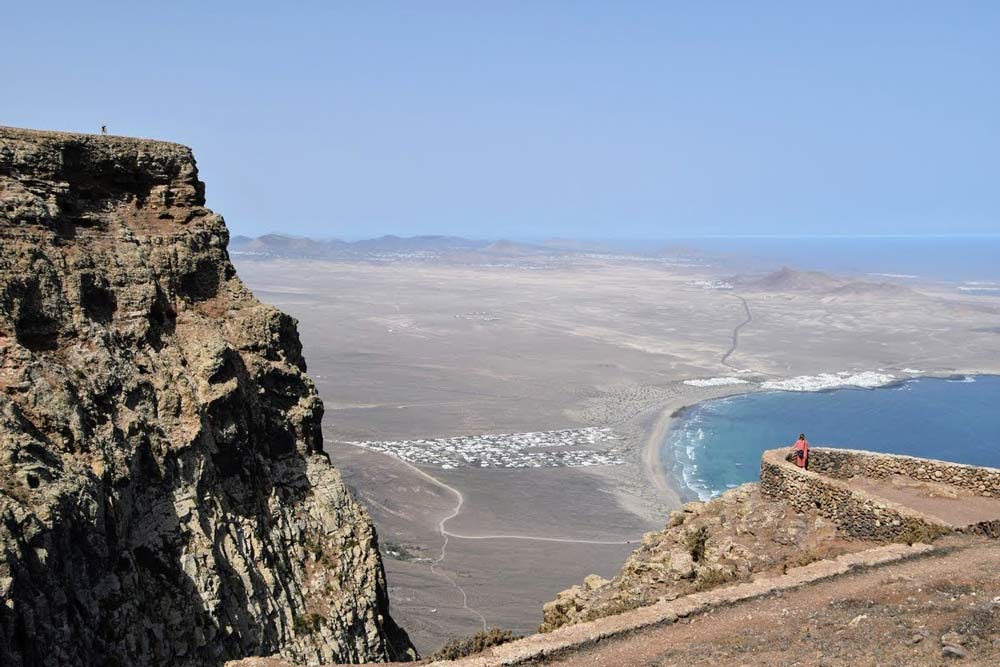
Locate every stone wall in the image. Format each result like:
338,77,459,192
759,449,953,540
806,448,1000,498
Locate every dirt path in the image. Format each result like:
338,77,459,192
391,456,635,633
847,475,1000,527
542,538,1000,667
721,295,752,370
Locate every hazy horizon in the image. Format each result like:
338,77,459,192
5,3,999,240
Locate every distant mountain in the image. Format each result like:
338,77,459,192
482,239,548,255
228,234,490,259
349,234,490,253
227,233,716,265
738,267,920,298
228,234,346,258
743,267,844,292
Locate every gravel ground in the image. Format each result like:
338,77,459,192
540,537,1000,667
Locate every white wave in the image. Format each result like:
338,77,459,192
946,376,976,383
669,422,716,501
683,377,750,387
761,371,896,392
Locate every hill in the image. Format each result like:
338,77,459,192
742,266,844,291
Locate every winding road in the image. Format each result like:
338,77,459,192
394,457,633,631
721,295,753,369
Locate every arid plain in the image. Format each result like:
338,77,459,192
234,250,1000,653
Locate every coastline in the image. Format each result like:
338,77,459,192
645,372,999,503
640,402,685,509
640,385,761,508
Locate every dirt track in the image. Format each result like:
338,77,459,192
540,537,1000,667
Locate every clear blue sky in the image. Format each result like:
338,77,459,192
4,2,999,239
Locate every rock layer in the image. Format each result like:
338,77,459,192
0,127,414,666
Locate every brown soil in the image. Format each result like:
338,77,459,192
847,475,1000,527
539,537,1000,667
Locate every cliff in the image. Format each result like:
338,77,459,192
539,484,875,632
0,127,414,665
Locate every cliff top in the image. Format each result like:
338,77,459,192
0,124,192,154
1,124,207,223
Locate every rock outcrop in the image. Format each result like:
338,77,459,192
539,484,874,632
0,127,414,666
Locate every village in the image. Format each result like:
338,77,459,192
344,427,624,470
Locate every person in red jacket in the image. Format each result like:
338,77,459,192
792,433,810,469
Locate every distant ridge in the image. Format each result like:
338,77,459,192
744,266,843,291
229,233,490,259
738,267,919,297
226,233,695,263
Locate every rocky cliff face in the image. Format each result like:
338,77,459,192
0,127,414,666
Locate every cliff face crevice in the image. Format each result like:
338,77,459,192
0,127,414,666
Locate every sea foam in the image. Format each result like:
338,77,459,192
760,371,896,392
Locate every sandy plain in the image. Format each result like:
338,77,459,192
233,254,1000,653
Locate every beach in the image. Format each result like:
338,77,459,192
234,254,1000,651
659,374,1000,501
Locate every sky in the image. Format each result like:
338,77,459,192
3,2,999,240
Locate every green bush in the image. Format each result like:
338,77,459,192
293,612,324,635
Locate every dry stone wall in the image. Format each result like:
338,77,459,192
807,448,1000,498
760,449,948,540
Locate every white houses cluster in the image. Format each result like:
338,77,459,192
346,427,623,470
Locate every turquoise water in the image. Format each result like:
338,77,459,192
663,376,1000,501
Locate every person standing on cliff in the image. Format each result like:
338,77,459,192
792,433,810,469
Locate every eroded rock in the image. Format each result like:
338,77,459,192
0,127,414,666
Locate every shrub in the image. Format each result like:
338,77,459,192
293,612,324,635
580,595,647,623
685,525,709,563
382,541,415,560
893,523,948,546
693,567,735,591
431,627,519,661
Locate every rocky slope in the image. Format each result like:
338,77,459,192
0,127,414,666
540,483,877,632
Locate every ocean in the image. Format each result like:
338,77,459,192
674,235,1000,285
663,375,1000,501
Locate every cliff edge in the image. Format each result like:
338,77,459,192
0,127,414,665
